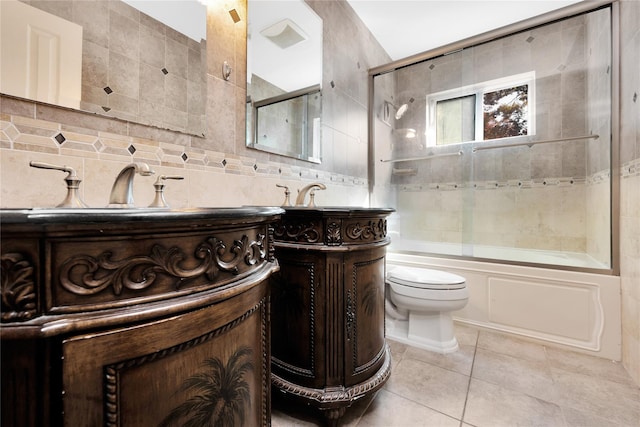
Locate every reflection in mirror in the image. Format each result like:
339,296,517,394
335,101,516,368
246,0,323,162
251,85,321,163
0,0,206,136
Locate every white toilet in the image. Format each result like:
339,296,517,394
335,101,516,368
385,265,468,353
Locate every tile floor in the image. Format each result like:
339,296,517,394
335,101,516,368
271,323,640,427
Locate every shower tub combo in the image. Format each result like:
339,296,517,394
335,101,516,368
371,2,621,360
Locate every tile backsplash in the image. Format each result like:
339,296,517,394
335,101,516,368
0,97,368,209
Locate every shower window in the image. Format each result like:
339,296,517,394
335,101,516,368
426,72,535,147
435,95,476,145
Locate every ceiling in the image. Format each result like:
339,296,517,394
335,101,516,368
346,0,584,61
123,0,207,41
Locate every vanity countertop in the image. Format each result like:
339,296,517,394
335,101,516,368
0,206,285,224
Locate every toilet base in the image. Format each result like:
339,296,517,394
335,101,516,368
385,312,460,353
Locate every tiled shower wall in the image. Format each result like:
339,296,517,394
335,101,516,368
386,8,612,262
1,0,387,209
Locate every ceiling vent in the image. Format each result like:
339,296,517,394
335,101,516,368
260,19,307,49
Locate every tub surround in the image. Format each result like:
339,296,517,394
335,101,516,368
270,207,393,425
0,206,282,426
387,252,622,361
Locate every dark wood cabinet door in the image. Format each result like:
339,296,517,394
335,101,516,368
270,249,325,389
270,207,394,423
62,284,270,427
344,247,387,387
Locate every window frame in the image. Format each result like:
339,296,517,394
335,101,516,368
425,71,536,147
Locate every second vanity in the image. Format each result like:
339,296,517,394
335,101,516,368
270,207,394,424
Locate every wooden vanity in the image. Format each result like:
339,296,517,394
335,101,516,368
0,207,283,427
270,207,394,424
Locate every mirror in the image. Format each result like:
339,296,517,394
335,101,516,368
246,0,323,163
0,0,206,136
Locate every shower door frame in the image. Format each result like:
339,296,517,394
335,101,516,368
367,0,621,276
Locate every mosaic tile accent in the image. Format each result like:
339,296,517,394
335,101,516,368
622,158,640,178
1,111,368,190
398,177,594,192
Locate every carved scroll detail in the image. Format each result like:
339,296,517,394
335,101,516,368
60,234,266,296
273,220,321,243
1,253,37,321
345,219,387,242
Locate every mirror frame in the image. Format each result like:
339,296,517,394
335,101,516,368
245,0,323,163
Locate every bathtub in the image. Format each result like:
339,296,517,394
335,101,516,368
389,239,609,270
386,247,621,361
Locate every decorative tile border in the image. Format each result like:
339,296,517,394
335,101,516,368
621,158,640,178
398,177,598,192
0,113,368,188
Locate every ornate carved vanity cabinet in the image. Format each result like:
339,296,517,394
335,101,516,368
0,207,283,427
270,207,394,424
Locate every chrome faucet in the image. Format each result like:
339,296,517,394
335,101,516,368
108,162,155,207
295,183,326,207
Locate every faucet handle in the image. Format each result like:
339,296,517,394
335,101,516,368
29,161,88,208
148,175,184,208
159,175,184,182
308,189,318,208
276,184,291,207
30,161,77,177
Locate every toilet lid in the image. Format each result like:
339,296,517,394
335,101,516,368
387,266,466,290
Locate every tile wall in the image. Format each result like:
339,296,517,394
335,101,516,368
1,0,388,210
20,0,207,136
619,0,640,387
384,8,612,262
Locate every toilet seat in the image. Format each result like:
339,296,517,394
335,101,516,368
387,266,466,290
